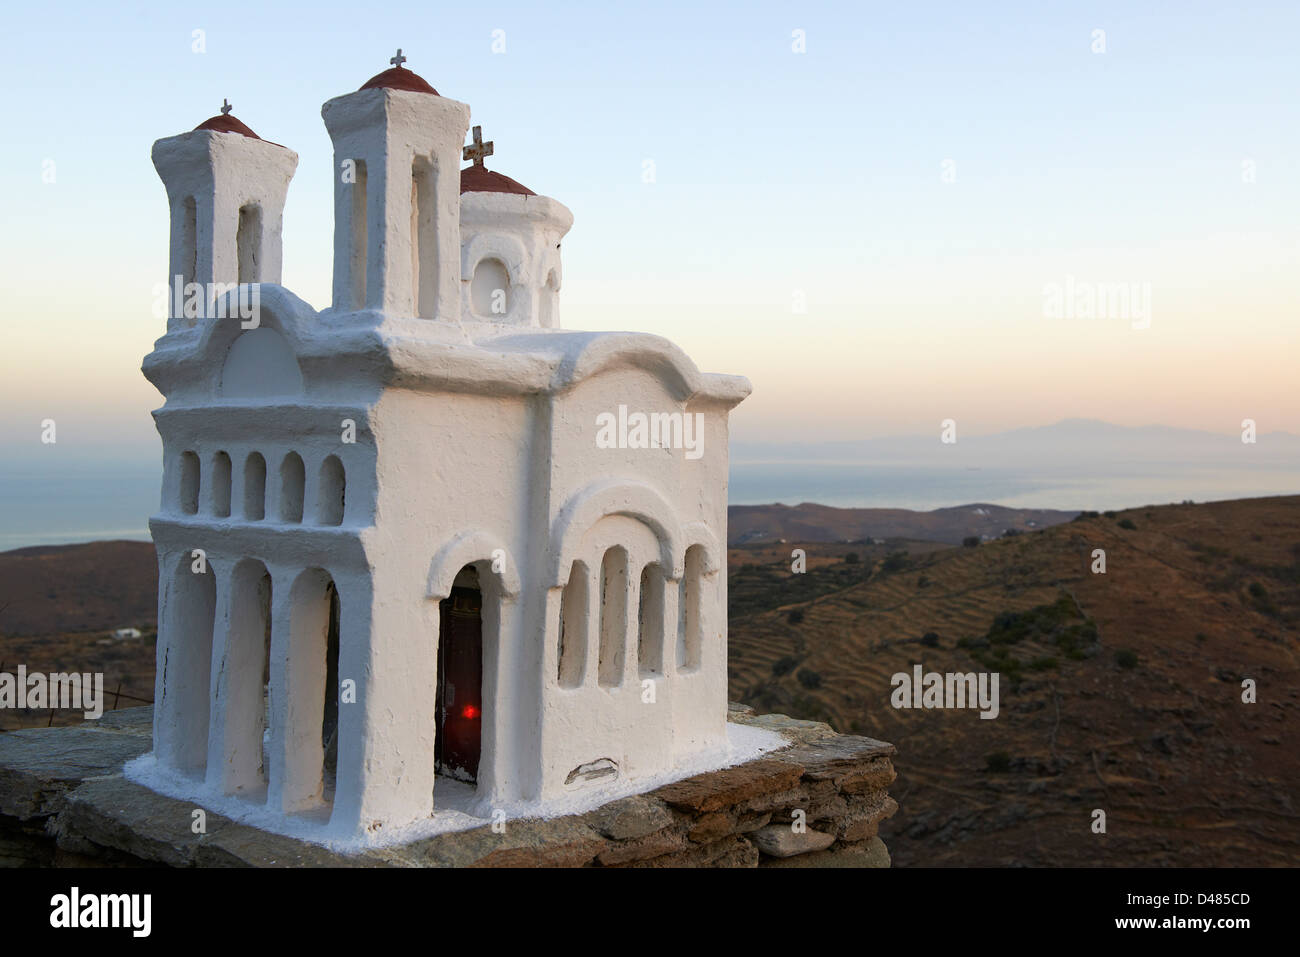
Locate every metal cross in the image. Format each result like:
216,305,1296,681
390,48,407,69
220,99,232,115
463,126,494,167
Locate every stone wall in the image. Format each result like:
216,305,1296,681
0,704,897,868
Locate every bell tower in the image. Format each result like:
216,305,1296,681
322,51,470,320
151,101,298,330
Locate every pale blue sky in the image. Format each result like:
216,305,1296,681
1,0,1297,465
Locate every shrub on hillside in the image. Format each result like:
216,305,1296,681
882,551,911,572
986,751,1012,773
796,668,823,690
772,655,799,677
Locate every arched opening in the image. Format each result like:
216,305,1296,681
216,560,272,795
436,565,483,783
322,581,340,796
212,451,232,517
243,452,266,520
558,560,588,688
539,268,559,328
638,562,666,677
179,451,200,515
279,452,304,523
318,455,345,526
470,257,511,318
678,545,706,672
598,547,628,688
178,195,197,323
278,568,339,812
411,158,436,318
161,556,216,774
350,160,368,310
237,204,262,283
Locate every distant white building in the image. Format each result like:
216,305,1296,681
141,54,750,838
112,628,143,640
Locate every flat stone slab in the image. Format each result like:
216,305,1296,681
729,710,838,745
0,704,896,868
54,774,392,867
391,817,608,868
89,706,153,736
0,725,153,821
776,734,897,775
652,759,805,814
759,836,892,869
751,824,836,858
583,794,675,841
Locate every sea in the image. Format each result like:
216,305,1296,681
1,460,1296,553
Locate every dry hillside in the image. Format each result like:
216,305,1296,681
729,496,1300,866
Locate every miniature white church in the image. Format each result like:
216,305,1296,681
141,53,752,838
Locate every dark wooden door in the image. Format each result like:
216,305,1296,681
436,586,483,782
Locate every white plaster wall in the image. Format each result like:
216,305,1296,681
350,386,538,824
539,514,679,797
534,370,731,798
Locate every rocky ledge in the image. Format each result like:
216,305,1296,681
0,703,897,868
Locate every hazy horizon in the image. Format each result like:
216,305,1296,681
3,416,1294,551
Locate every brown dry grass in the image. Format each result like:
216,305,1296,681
728,496,1300,866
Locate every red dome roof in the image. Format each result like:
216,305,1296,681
193,113,261,139
359,66,438,95
460,164,536,196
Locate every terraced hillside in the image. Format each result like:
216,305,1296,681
728,496,1300,867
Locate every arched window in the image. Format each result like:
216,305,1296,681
212,452,232,518
318,455,345,526
349,161,368,310
178,196,197,323
678,545,706,672
179,451,200,515
470,258,511,318
237,204,262,283
279,569,339,812
638,563,665,677
279,452,305,523
216,560,272,794
597,547,628,687
411,159,435,318
158,556,216,774
243,452,266,520
558,560,588,688
539,268,559,328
